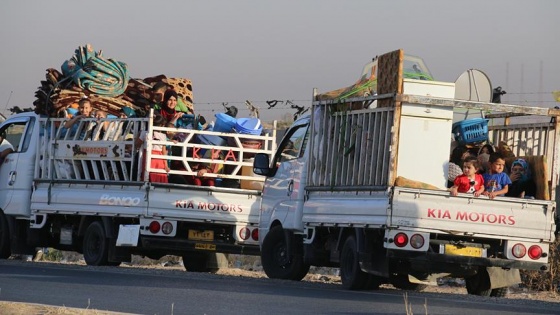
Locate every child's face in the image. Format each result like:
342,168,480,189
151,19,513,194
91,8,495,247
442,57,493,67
79,101,92,116
462,162,478,177
490,158,506,174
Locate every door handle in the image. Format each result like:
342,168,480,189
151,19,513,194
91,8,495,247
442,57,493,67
287,180,294,196
8,171,16,186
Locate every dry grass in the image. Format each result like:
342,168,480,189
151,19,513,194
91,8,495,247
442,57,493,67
520,239,560,292
0,301,129,315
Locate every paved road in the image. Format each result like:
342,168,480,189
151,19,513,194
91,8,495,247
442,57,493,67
0,260,558,315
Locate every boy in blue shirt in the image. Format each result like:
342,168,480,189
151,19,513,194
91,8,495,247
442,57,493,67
482,152,512,199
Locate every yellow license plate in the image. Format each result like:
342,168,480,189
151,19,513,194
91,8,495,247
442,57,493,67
188,230,214,241
195,243,216,250
445,244,482,257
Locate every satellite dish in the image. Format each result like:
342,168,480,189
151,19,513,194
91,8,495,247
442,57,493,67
454,69,492,102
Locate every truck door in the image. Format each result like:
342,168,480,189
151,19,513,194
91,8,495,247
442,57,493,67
260,121,309,233
0,116,36,216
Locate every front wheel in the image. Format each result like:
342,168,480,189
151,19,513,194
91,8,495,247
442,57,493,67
261,226,309,281
83,222,109,266
0,212,11,259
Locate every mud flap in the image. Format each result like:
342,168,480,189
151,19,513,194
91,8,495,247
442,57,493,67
487,267,521,289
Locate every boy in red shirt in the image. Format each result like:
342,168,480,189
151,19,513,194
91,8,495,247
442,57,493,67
449,156,485,197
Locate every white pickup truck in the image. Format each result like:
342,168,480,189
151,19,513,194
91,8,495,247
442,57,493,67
0,112,275,271
253,50,558,296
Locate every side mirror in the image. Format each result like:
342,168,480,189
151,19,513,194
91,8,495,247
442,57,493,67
253,153,272,176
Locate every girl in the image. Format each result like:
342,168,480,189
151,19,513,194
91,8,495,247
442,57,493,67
450,156,485,197
136,114,169,183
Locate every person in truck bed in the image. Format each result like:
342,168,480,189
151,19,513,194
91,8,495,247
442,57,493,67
506,158,536,199
449,156,485,197
135,114,170,183
482,152,512,199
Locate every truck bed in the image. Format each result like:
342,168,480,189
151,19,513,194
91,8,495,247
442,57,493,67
391,187,555,242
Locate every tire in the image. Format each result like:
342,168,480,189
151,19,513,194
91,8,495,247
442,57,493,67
465,270,492,296
0,212,11,259
83,222,109,266
182,252,228,273
261,226,310,281
390,274,427,291
363,274,383,290
490,287,509,297
340,236,369,290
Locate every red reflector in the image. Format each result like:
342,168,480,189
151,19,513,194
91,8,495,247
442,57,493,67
394,233,408,247
251,228,259,241
149,221,161,234
528,245,542,260
239,227,250,240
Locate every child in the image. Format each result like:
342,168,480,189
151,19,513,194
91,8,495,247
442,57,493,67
450,156,485,197
135,114,170,183
482,152,512,199
506,158,536,198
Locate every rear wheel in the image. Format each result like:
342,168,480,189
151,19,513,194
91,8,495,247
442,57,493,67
0,212,11,259
340,236,369,290
390,274,427,291
261,226,309,281
83,222,109,266
465,270,492,296
490,287,509,297
182,252,228,273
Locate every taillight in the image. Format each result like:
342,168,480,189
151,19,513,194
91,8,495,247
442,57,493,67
394,233,408,247
511,243,527,258
148,221,161,234
239,227,250,240
161,222,173,235
528,245,543,260
409,234,424,249
251,228,259,241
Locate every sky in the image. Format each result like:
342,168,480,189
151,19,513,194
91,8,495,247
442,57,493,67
0,0,558,122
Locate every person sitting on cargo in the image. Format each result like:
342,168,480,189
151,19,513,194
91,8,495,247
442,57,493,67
505,158,536,199
482,152,512,199
135,114,170,183
447,145,471,188
151,83,192,115
157,89,193,129
449,156,484,197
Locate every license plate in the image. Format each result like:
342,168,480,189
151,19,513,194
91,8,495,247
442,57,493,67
444,244,483,257
188,230,214,241
195,243,216,251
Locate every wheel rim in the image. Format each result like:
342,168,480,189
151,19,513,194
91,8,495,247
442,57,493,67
272,242,290,268
85,231,102,261
341,245,356,280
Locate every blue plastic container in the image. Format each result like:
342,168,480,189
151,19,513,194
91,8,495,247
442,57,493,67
213,113,237,133
452,118,489,145
197,134,227,147
234,118,262,135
